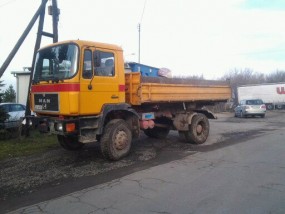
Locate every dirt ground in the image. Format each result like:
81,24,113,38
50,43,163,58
1,110,285,212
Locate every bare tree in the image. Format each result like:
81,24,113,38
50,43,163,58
265,70,285,83
220,68,265,104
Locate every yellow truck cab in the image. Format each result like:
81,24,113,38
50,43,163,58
30,40,231,160
32,40,126,115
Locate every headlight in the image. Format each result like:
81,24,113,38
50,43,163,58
21,119,32,126
56,123,63,131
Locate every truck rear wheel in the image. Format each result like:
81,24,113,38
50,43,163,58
57,135,84,151
183,113,209,144
144,127,170,139
100,119,132,161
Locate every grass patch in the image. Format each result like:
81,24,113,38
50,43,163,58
0,130,58,161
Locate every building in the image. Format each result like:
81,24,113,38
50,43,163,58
11,68,31,106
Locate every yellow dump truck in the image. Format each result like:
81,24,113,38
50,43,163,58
30,40,231,160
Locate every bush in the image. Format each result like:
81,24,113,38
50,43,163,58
0,126,22,140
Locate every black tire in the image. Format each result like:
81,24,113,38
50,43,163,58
240,111,244,118
260,114,265,118
144,127,170,139
266,104,273,110
100,119,132,161
184,113,209,144
57,135,84,151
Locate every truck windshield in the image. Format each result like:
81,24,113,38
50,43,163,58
33,44,78,83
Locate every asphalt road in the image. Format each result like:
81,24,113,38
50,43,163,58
3,111,285,213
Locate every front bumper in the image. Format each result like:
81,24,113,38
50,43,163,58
28,116,79,135
49,118,79,135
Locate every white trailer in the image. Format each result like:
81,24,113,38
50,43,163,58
237,83,285,110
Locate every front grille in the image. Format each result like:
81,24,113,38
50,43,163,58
34,93,59,112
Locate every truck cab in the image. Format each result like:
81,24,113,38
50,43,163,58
31,40,126,116
31,40,139,160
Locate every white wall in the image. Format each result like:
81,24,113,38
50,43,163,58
16,74,30,106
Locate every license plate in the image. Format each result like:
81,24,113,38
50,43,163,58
34,93,59,112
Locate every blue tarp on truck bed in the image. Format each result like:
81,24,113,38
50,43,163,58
127,62,159,77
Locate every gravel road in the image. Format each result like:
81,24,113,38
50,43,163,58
1,110,284,212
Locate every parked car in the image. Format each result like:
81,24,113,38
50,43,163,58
234,99,266,118
0,103,26,129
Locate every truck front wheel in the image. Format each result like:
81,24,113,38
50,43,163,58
100,119,132,161
57,135,84,151
183,113,209,144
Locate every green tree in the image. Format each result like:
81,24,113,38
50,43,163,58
0,80,4,103
3,85,16,103
0,80,9,128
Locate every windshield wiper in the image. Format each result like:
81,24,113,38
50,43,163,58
32,79,39,85
33,74,65,84
51,77,64,83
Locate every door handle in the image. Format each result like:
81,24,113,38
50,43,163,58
111,95,119,99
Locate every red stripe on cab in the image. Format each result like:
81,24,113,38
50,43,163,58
31,83,80,93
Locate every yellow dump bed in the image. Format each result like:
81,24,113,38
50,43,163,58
125,72,231,105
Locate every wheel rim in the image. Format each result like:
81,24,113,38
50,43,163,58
183,114,209,144
114,130,128,150
196,124,203,134
267,105,273,110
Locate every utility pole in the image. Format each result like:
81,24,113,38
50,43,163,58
0,0,48,78
24,0,60,136
51,0,59,43
137,0,147,64
138,23,141,63
0,0,59,78
0,0,59,136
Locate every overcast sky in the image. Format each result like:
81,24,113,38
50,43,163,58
1,0,285,89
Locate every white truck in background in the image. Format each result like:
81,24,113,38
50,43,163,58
237,83,285,110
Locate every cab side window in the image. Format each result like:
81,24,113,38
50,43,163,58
83,50,92,79
94,51,115,77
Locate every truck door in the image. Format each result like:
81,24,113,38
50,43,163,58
80,48,120,115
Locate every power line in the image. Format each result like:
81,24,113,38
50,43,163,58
0,0,17,8
140,0,147,24
138,0,147,63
